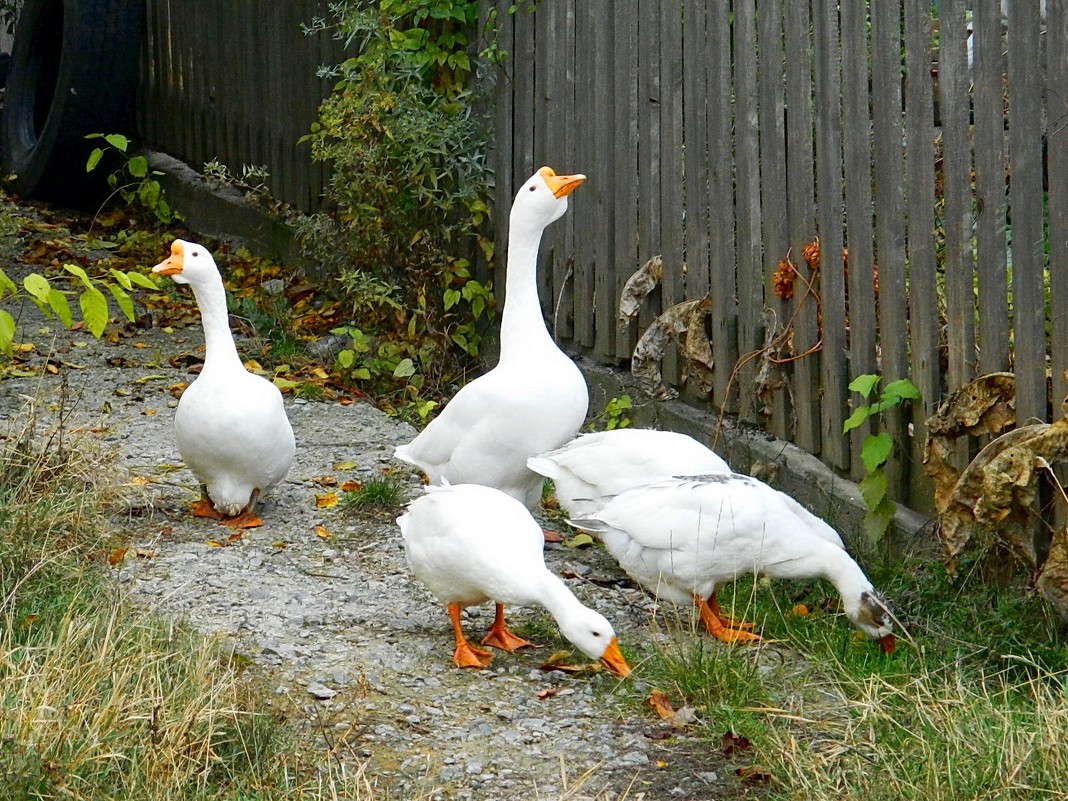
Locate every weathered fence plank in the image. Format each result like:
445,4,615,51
659,0,685,388
1007,2,1049,425
757,0,790,441
612,7,639,359
1050,1,1068,402
840,0,877,475
636,0,663,341
734,0,763,424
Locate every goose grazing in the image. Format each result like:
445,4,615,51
570,473,895,651
527,428,731,518
396,483,631,677
394,167,589,510
153,239,295,528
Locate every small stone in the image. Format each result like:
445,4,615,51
306,682,337,700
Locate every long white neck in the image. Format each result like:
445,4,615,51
818,544,876,616
499,216,555,359
534,572,587,628
188,275,244,372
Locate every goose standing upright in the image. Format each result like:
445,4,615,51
570,473,895,651
394,167,589,510
527,428,731,518
153,239,295,528
397,483,631,677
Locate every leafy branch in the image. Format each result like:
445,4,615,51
843,374,921,544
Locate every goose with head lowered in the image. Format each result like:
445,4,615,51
153,239,295,528
396,483,631,677
394,167,589,511
569,473,895,652
528,428,731,518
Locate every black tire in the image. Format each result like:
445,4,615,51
0,0,145,203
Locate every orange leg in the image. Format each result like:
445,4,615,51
448,603,493,668
708,593,755,630
481,603,533,652
695,594,761,644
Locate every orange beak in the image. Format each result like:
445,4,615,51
538,166,586,199
153,240,185,276
598,636,631,678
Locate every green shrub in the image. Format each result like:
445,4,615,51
298,1,496,413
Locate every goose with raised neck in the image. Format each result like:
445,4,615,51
394,167,590,510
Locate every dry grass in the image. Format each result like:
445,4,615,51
0,399,376,801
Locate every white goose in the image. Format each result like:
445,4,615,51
527,428,731,518
570,473,895,650
397,483,631,677
394,167,589,510
153,239,295,528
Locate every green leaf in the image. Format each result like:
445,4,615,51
86,147,104,173
842,405,870,434
104,133,130,151
393,357,416,378
337,349,355,369
79,286,109,338
22,273,52,303
125,271,160,290
0,309,14,356
352,367,371,380
0,267,17,299
859,469,888,511
107,282,136,322
63,263,92,288
443,288,461,310
862,498,896,545
48,289,73,329
108,268,133,291
882,378,922,402
861,432,893,473
128,155,149,178
848,373,881,398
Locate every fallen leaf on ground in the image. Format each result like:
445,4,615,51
315,525,331,540
536,688,558,700
312,475,338,487
315,492,338,509
720,730,752,757
108,547,128,565
340,480,361,492
648,690,677,720
333,460,358,470
736,765,772,785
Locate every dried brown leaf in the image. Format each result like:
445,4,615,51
631,296,711,400
720,730,752,757
1036,528,1068,623
647,689,676,720
618,255,663,325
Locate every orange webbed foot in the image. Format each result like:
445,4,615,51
709,594,755,630
481,603,533,652
696,595,762,645
454,641,494,668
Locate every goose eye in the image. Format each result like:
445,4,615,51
528,185,537,192
592,631,601,638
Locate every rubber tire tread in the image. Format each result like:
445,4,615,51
0,0,145,203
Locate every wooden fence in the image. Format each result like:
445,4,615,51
137,1,1068,513
491,0,1068,512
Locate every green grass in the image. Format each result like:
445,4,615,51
341,474,407,514
622,558,1068,800
0,404,374,801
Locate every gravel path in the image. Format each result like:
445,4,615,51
0,253,748,800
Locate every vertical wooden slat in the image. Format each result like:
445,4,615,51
591,1,616,360
636,0,663,343
757,0,790,440
533,0,554,321
840,0,876,478
682,7,710,303
871,0,909,497
571,3,596,349
1050,0,1068,402
612,5,639,359
973,0,1010,374
659,0,685,387
940,0,977,393
813,0,848,471
1007,2,1048,423
706,2,738,410
492,0,514,312
734,0,762,423
903,0,940,513
784,0,821,455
